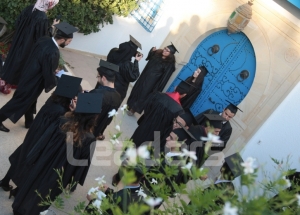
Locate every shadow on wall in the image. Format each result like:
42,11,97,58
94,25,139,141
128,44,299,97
163,15,225,92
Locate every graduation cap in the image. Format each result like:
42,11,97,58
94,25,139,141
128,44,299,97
54,22,78,38
203,114,225,129
224,153,244,179
99,59,119,72
167,42,179,54
54,75,82,98
198,65,209,75
129,35,142,50
75,93,102,114
97,59,119,80
179,109,197,126
172,128,191,141
225,100,243,114
0,17,7,25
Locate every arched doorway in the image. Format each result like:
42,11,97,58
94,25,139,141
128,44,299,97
167,29,256,115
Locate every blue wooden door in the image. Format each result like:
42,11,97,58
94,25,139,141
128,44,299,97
167,29,256,115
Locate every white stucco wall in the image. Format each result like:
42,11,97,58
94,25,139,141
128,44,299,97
235,81,300,196
66,0,243,70
67,0,185,70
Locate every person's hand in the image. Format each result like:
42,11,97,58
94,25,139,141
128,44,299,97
200,175,208,181
69,98,77,111
135,52,143,61
55,69,60,74
166,141,181,149
99,184,109,192
52,19,60,26
86,194,94,201
152,46,157,52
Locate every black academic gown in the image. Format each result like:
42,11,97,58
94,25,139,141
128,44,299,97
187,125,207,168
131,92,184,150
114,60,140,103
194,109,232,151
127,48,176,114
9,98,69,186
12,119,96,215
1,5,50,85
0,36,59,123
180,76,203,110
89,85,121,137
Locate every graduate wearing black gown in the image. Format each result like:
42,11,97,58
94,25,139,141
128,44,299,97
90,60,121,140
12,93,101,215
130,80,192,151
0,22,77,132
0,75,82,192
104,35,142,103
194,102,242,151
127,43,178,114
180,66,208,109
0,0,59,85
182,114,225,168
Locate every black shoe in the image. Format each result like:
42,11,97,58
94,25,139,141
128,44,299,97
0,180,13,191
9,187,18,199
0,122,10,132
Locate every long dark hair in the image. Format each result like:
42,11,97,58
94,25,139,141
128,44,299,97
61,112,98,147
187,66,208,87
51,93,71,110
155,49,176,63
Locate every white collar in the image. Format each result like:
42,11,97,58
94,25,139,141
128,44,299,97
219,112,227,124
52,37,59,48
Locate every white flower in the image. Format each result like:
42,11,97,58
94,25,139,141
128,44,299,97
92,199,102,209
137,145,150,159
201,132,224,144
136,187,147,198
241,157,256,174
125,147,137,164
96,190,106,201
180,148,197,160
110,138,120,145
283,176,291,187
151,178,158,184
120,104,128,113
40,210,48,215
108,109,118,118
181,162,193,170
296,194,300,205
95,175,106,186
115,124,121,131
223,202,238,215
144,197,163,207
88,187,98,195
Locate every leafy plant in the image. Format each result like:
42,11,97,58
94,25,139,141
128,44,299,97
0,0,142,35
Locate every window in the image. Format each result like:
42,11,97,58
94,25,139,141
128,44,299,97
131,0,164,33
